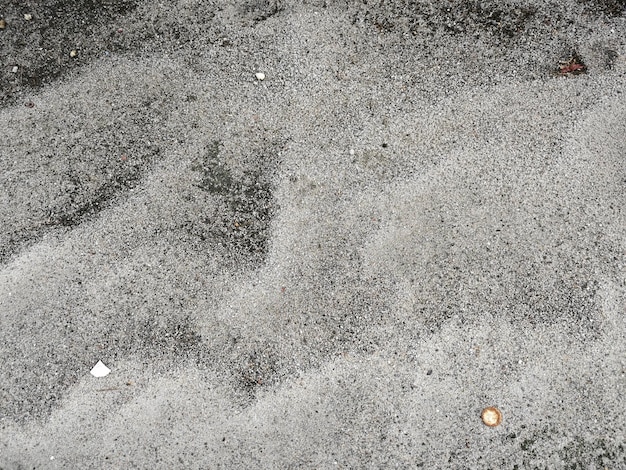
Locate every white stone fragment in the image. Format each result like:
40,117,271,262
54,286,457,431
11,66,18,73
90,360,111,378
255,72,266,81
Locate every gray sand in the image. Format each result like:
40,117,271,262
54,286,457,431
1,0,625,468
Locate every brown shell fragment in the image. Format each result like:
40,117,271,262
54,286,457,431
481,407,502,427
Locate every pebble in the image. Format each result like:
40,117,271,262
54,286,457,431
255,72,266,81
70,50,78,58
11,66,18,73
24,13,33,21
0,19,6,29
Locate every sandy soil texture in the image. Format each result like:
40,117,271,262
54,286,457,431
1,0,625,468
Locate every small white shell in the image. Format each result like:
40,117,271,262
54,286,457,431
90,360,111,378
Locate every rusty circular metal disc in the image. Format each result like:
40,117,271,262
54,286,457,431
481,407,503,427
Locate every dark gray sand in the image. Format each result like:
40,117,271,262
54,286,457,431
1,0,625,468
